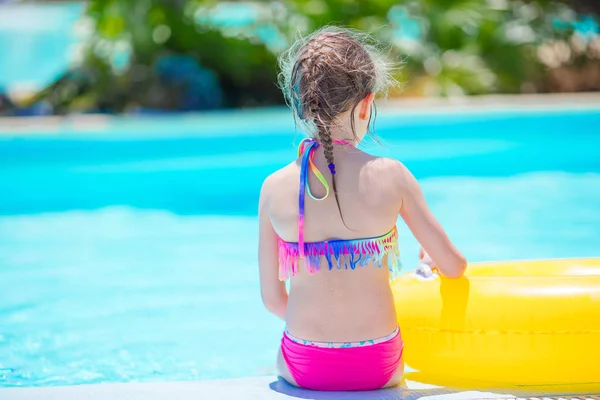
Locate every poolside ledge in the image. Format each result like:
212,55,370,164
1,375,584,400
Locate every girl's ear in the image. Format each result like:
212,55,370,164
359,93,375,120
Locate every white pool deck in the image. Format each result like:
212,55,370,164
1,376,599,400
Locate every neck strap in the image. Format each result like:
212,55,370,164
297,138,354,257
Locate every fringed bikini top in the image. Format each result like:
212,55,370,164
278,138,401,281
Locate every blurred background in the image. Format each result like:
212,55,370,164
0,0,599,115
1,0,599,391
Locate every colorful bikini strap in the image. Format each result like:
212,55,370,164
297,138,353,258
298,138,330,202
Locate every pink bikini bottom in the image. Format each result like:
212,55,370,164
280,328,404,391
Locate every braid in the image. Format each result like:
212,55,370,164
304,43,323,119
301,40,349,229
316,116,349,229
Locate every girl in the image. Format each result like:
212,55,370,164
258,26,466,391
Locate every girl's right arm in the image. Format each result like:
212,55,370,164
397,163,467,278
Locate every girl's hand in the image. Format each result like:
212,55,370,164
416,248,439,279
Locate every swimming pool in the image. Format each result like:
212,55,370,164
1,106,599,387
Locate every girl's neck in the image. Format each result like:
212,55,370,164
328,123,365,146
332,139,355,147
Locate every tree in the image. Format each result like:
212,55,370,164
26,0,599,114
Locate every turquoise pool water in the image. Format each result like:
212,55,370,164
0,107,599,387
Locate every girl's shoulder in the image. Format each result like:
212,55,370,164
361,153,407,174
358,154,412,198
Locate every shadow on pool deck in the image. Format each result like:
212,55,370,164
268,377,517,400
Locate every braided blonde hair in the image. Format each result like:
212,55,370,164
278,26,396,225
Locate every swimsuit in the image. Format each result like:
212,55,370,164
281,328,403,391
278,138,404,391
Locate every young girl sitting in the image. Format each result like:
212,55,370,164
258,26,467,391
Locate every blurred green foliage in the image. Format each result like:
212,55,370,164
32,0,599,113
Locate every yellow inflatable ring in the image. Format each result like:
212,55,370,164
392,258,600,389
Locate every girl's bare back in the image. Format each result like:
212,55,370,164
265,145,403,341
